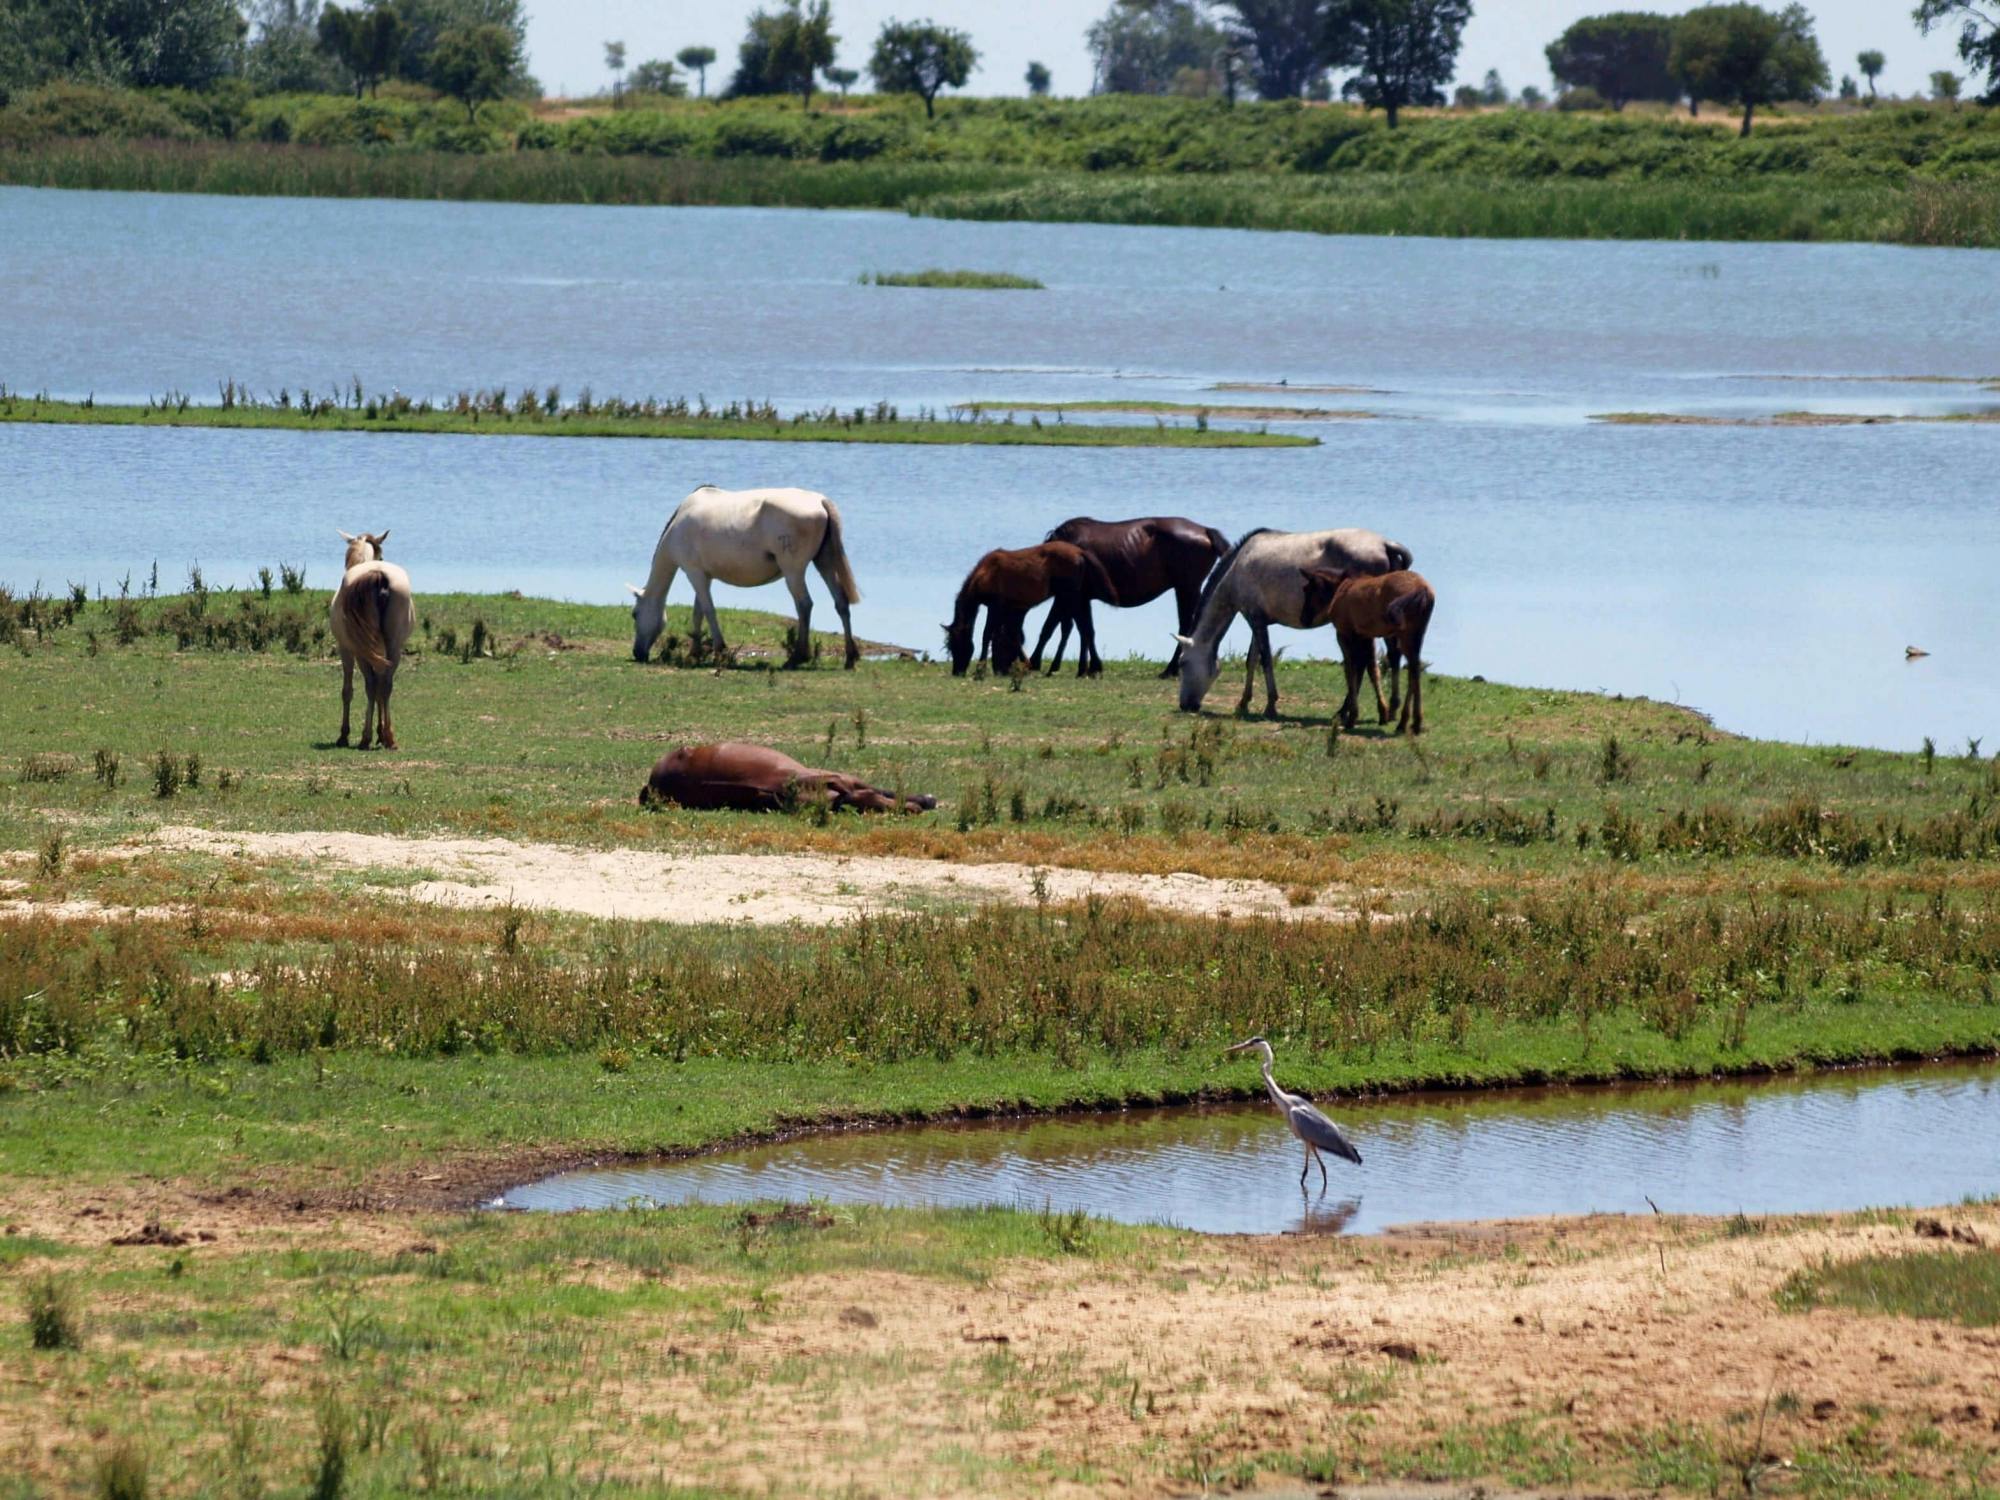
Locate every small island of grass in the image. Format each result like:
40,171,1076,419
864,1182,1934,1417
0,384,1314,449
861,269,1045,289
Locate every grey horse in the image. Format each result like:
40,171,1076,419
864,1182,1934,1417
1174,527,1411,717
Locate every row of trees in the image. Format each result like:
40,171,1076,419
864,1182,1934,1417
1546,6,1826,134
0,0,534,105
710,3,983,117
1082,0,1998,131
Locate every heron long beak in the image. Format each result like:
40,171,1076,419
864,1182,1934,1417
1224,1037,1263,1055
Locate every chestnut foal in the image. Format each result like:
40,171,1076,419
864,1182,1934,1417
1300,567,1435,735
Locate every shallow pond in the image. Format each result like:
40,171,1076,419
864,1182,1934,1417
500,1061,2000,1235
6,188,1999,748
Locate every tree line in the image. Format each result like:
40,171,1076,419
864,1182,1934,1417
1084,0,1999,131
2,0,1995,134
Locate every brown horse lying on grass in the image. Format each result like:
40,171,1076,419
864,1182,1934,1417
944,541,1118,677
1300,568,1435,735
639,743,937,813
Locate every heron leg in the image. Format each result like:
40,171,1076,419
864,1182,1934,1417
1299,1140,1312,1190
1313,1145,1328,1193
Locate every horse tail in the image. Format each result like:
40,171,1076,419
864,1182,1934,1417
1079,547,1119,606
1385,539,1413,572
1386,581,1434,641
1203,526,1232,561
340,570,393,674
814,498,862,605
1044,516,1084,545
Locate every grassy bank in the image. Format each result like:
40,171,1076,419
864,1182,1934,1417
7,90,2000,245
6,585,2000,1496
0,389,1308,448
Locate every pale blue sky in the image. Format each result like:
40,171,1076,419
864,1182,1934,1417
527,0,1968,102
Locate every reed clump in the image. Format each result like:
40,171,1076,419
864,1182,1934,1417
861,269,1044,289
2,886,1996,1066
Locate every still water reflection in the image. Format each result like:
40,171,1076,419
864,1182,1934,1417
502,1063,2000,1235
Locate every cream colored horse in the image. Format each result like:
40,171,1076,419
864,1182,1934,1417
330,530,415,749
630,486,862,669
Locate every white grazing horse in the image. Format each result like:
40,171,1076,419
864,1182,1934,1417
1176,527,1411,717
630,486,862,669
330,530,416,749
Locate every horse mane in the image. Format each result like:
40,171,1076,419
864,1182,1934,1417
1193,526,1269,620
1043,516,1092,544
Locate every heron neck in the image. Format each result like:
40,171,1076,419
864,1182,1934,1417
1260,1060,1286,1108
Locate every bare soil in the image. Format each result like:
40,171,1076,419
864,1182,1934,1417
133,826,1350,924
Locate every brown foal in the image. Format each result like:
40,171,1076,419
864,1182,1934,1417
1299,567,1435,735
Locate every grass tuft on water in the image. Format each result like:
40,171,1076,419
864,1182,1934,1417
861,268,1044,289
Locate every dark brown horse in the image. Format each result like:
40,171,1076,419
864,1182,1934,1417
944,541,1118,677
1300,568,1435,735
639,743,936,813
1030,516,1231,678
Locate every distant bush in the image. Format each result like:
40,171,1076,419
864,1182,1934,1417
1556,86,1608,112
0,83,198,146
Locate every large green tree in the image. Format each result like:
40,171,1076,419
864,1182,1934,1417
729,0,836,106
316,1,401,96
1914,0,2000,102
1544,12,1678,111
1669,2,1827,136
1856,46,1883,98
245,0,343,91
392,0,528,93
1085,0,1225,95
1216,0,1328,99
0,0,247,96
1321,0,1471,128
676,44,716,95
428,19,513,118
867,18,976,116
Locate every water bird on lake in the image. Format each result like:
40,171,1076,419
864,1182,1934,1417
630,486,862,669
330,530,414,750
639,742,935,814
1174,528,1411,717
1226,1036,1362,1191
1906,645,1929,659
1298,567,1436,735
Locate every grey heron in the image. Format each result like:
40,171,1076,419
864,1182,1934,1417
1226,1036,1362,1190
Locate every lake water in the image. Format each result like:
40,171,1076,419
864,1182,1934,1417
5,186,1997,748
500,1062,2000,1235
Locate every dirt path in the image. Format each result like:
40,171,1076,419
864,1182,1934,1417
7,1179,1994,1497
145,826,1344,924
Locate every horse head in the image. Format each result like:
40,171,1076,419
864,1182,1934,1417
942,618,974,676
630,583,665,663
1174,631,1217,712
1298,568,1348,628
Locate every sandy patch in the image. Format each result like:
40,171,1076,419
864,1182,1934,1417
138,826,1343,924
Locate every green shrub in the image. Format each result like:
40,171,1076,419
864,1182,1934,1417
0,82,198,144
25,1273,80,1350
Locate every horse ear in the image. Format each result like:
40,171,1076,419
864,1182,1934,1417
1171,633,1193,648
371,529,389,546
628,583,645,599
338,530,357,542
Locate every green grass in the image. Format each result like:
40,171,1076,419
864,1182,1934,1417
912,171,2000,248
0,389,1309,449
861,268,1044,289
1779,1250,2000,1326
3,585,2000,1198
9,90,2000,244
